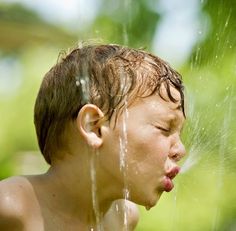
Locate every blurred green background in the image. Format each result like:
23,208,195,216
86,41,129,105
0,0,235,230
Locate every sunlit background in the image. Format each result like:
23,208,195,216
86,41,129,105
0,0,235,230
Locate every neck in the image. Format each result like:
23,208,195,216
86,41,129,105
38,151,116,227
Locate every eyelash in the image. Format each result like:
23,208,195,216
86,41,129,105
155,126,171,133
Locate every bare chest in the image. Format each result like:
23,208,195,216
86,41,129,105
23,212,87,231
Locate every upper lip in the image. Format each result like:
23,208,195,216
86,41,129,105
165,166,180,179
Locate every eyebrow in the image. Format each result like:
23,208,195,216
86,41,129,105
170,104,186,125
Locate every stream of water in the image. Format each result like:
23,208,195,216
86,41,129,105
77,1,235,230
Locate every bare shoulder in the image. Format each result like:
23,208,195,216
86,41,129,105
0,176,32,230
0,176,29,215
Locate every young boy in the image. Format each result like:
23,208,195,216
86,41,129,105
0,44,186,230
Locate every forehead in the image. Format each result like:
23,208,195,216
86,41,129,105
159,84,181,104
109,83,184,128
129,85,184,122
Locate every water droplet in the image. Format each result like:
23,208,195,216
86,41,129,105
115,203,119,212
78,41,83,49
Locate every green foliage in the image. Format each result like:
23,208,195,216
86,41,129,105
86,0,160,48
190,0,236,66
0,3,77,53
0,2,44,24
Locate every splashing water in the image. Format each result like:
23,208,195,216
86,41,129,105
76,75,90,105
90,149,104,231
118,63,131,230
122,0,131,46
180,150,200,174
180,90,233,175
77,66,103,230
211,95,232,231
119,95,130,231
119,97,129,172
180,117,205,174
176,87,234,229
76,46,133,230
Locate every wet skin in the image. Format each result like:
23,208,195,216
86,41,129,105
0,85,185,231
99,85,186,208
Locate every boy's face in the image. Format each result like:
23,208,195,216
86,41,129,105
100,84,186,208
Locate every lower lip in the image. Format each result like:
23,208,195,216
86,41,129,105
163,176,174,192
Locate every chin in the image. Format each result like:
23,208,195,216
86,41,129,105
137,190,163,209
150,190,163,207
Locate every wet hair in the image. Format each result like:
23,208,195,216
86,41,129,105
34,44,185,164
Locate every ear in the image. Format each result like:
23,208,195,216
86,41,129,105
76,104,105,148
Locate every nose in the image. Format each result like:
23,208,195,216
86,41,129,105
169,135,186,162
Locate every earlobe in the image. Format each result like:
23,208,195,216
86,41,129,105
76,104,105,149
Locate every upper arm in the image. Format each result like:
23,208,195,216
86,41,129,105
0,180,25,231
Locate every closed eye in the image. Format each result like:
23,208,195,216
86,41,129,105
155,126,171,133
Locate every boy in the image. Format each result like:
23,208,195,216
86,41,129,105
0,44,186,230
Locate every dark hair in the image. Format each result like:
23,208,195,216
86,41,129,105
34,44,185,164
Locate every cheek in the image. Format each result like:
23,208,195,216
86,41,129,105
127,127,169,167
